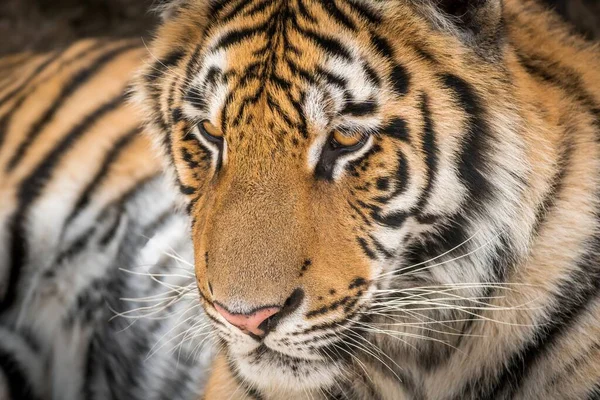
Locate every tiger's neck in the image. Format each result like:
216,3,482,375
350,2,600,399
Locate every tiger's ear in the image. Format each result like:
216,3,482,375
418,0,504,55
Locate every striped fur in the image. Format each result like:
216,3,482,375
133,0,600,399
0,0,599,399
0,40,213,399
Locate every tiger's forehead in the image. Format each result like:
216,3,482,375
180,0,391,140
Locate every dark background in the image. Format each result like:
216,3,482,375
0,0,599,56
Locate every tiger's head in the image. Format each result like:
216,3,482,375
135,0,529,395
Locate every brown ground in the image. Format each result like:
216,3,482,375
0,0,157,56
0,0,598,56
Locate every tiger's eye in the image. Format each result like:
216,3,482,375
200,120,223,139
331,130,365,148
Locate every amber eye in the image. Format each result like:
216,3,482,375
330,130,366,150
198,120,223,142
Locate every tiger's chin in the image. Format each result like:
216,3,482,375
229,344,347,394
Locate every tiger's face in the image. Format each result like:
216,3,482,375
136,0,520,394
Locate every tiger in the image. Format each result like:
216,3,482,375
0,40,213,399
131,0,600,399
1,0,599,400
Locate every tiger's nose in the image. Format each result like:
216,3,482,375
212,289,305,337
214,304,281,337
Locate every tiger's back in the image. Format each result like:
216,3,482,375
0,39,157,304
0,39,212,400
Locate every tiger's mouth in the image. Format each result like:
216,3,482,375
230,342,348,393
200,286,374,391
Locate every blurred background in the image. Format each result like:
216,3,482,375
0,0,599,56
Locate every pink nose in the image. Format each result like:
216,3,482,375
214,304,281,336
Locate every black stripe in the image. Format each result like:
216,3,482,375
171,107,183,124
363,62,382,87
286,57,318,85
348,200,372,227
300,302,368,335
453,129,571,376
357,237,377,260
82,336,97,400
517,52,600,134
6,42,139,171
301,29,353,61
266,94,295,127
532,140,573,235
180,184,196,195
218,0,254,22
460,237,600,399
213,22,269,51
390,63,411,97
144,49,186,86
369,234,394,258
181,146,200,169
0,347,40,400
0,49,64,109
306,294,355,318
348,142,383,175
381,117,410,142
402,214,470,277
374,150,409,203
321,0,357,31
160,48,187,70
0,42,100,152
454,232,516,348
270,73,293,92
342,99,377,117
95,174,161,224
162,75,197,197
98,209,124,246
587,383,600,400
316,66,347,89
345,0,382,24
244,0,272,17
290,13,353,61
413,93,438,215
66,128,139,225
376,177,389,191
205,66,223,87
231,91,262,126
370,33,395,60
184,85,207,112
55,225,97,266
0,95,123,315
439,73,492,204
500,247,600,398
296,0,317,23
210,0,240,16
371,208,408,228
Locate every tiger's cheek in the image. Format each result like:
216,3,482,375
189,185,221,300
192,215,212,300
297,189,375,311
300,247,372,316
